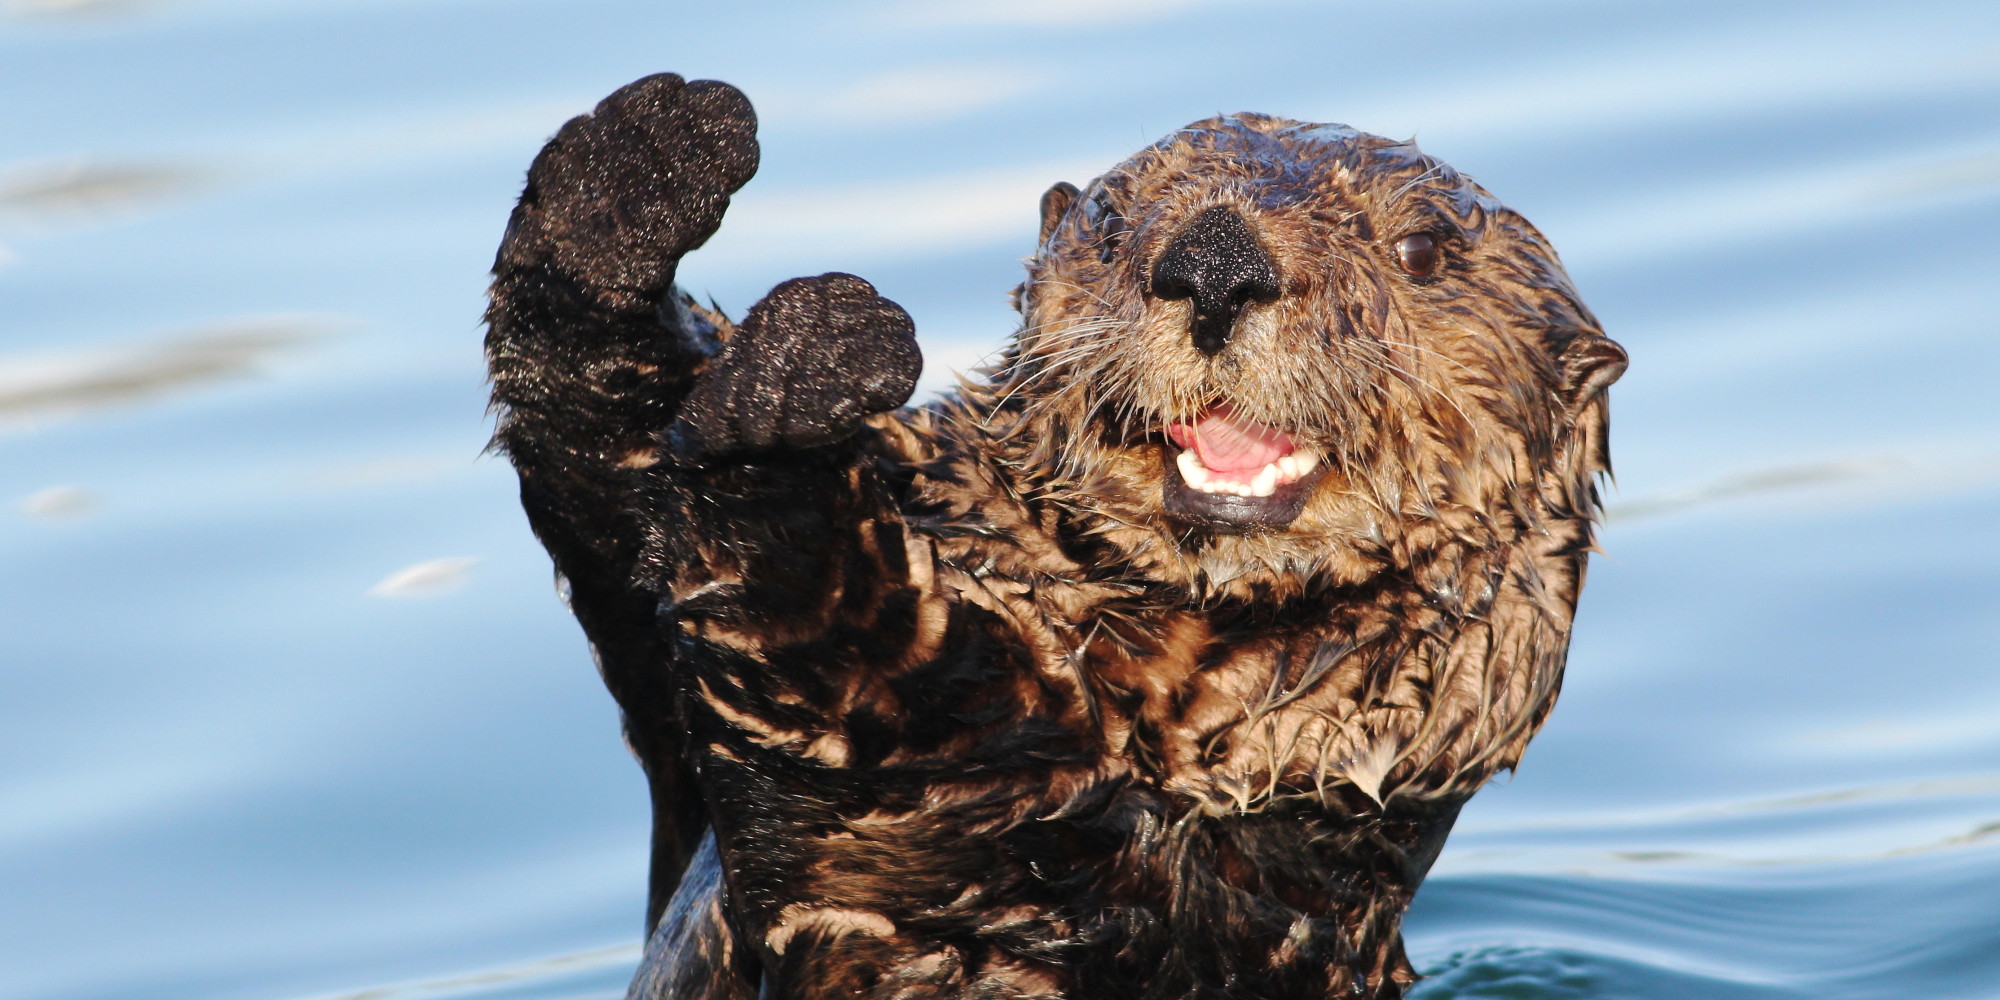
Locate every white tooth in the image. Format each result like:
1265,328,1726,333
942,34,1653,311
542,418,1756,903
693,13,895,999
1251,463,1280,497
1275,455,1301,480
1177,449,1209,487
1294,450,1321,474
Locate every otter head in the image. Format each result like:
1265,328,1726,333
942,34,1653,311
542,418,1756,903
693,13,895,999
997,114,1626,595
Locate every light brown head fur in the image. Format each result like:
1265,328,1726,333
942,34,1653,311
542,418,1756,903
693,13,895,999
954,113,1623,601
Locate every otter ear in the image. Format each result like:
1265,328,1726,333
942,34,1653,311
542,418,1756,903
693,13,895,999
1038,181,1079,244
1558,332,1627,410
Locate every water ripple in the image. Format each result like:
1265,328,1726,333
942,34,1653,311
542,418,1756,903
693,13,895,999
0,317,325,432
301,945,638,1000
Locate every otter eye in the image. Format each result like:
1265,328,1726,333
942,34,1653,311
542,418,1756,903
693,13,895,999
1084,189,1129,264
1396,232,1440,277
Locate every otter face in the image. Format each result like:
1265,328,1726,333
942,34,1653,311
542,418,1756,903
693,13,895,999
998,114,1625,590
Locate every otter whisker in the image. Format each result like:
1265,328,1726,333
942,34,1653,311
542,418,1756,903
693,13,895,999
1032,278,1121,313
1388,160,1450,203
1345,345,1476,433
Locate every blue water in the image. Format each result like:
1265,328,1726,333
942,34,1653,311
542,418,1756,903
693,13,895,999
3,2,1997,998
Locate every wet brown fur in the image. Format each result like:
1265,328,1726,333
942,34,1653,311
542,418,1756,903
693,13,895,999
485,76,1623,1000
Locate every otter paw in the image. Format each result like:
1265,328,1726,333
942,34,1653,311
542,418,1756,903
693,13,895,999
670,274,921,459
509,73,759,300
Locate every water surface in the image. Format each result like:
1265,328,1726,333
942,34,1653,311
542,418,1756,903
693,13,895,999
3,2,1998,998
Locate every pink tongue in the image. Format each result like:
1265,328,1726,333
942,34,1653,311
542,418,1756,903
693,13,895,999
1168,406,1295,474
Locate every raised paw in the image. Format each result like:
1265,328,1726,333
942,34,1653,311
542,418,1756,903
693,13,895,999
500,73,759,306
671,274,922,459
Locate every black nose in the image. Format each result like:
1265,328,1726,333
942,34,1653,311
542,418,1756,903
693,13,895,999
1149,206,1280,355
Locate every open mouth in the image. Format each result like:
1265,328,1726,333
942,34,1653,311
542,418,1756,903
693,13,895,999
1161,404,1327,531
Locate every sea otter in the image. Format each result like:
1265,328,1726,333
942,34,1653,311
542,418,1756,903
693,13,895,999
485,74,1623,1000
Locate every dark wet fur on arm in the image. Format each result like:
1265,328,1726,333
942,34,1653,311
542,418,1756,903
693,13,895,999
483,74,917,934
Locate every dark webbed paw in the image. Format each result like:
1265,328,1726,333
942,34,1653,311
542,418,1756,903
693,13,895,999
671,274,921,459
500,73,758,306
